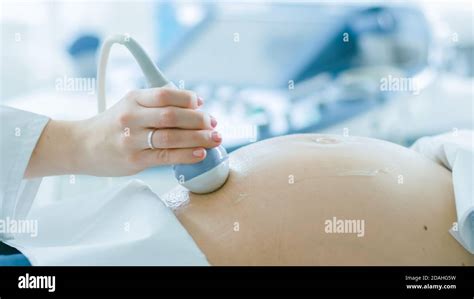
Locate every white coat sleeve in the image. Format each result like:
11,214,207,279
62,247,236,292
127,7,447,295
0,106,50,240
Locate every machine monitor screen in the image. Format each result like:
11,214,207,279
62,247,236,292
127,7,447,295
160,5,351,88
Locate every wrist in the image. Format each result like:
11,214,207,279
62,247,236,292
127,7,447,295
46,118,93,176
66,118,95,175
24,118,91,178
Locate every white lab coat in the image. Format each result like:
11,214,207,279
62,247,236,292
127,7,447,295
0,106,208,265
0,106,50,238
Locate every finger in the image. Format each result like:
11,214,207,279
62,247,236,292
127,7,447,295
134,88,203,109
139,106,217,130
142,129,222,150
140,147,207,167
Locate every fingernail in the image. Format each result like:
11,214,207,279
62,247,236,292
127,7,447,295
210,116,217,128
211,131,222,142
193,148,205,158
197,96,204,106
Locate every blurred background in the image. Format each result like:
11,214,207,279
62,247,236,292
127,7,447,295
1,0,472,202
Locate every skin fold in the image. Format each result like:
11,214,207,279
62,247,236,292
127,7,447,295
162,134,473,266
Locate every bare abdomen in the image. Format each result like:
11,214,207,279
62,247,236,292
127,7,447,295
168,134,473,266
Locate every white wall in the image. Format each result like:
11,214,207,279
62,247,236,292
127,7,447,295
1,0,158,101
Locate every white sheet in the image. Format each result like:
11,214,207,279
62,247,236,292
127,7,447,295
6,179,209,265
411,130,473,254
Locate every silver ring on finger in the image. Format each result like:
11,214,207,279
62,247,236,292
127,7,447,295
147,129,157,150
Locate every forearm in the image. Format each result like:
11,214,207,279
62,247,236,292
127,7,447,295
24,119,90,178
